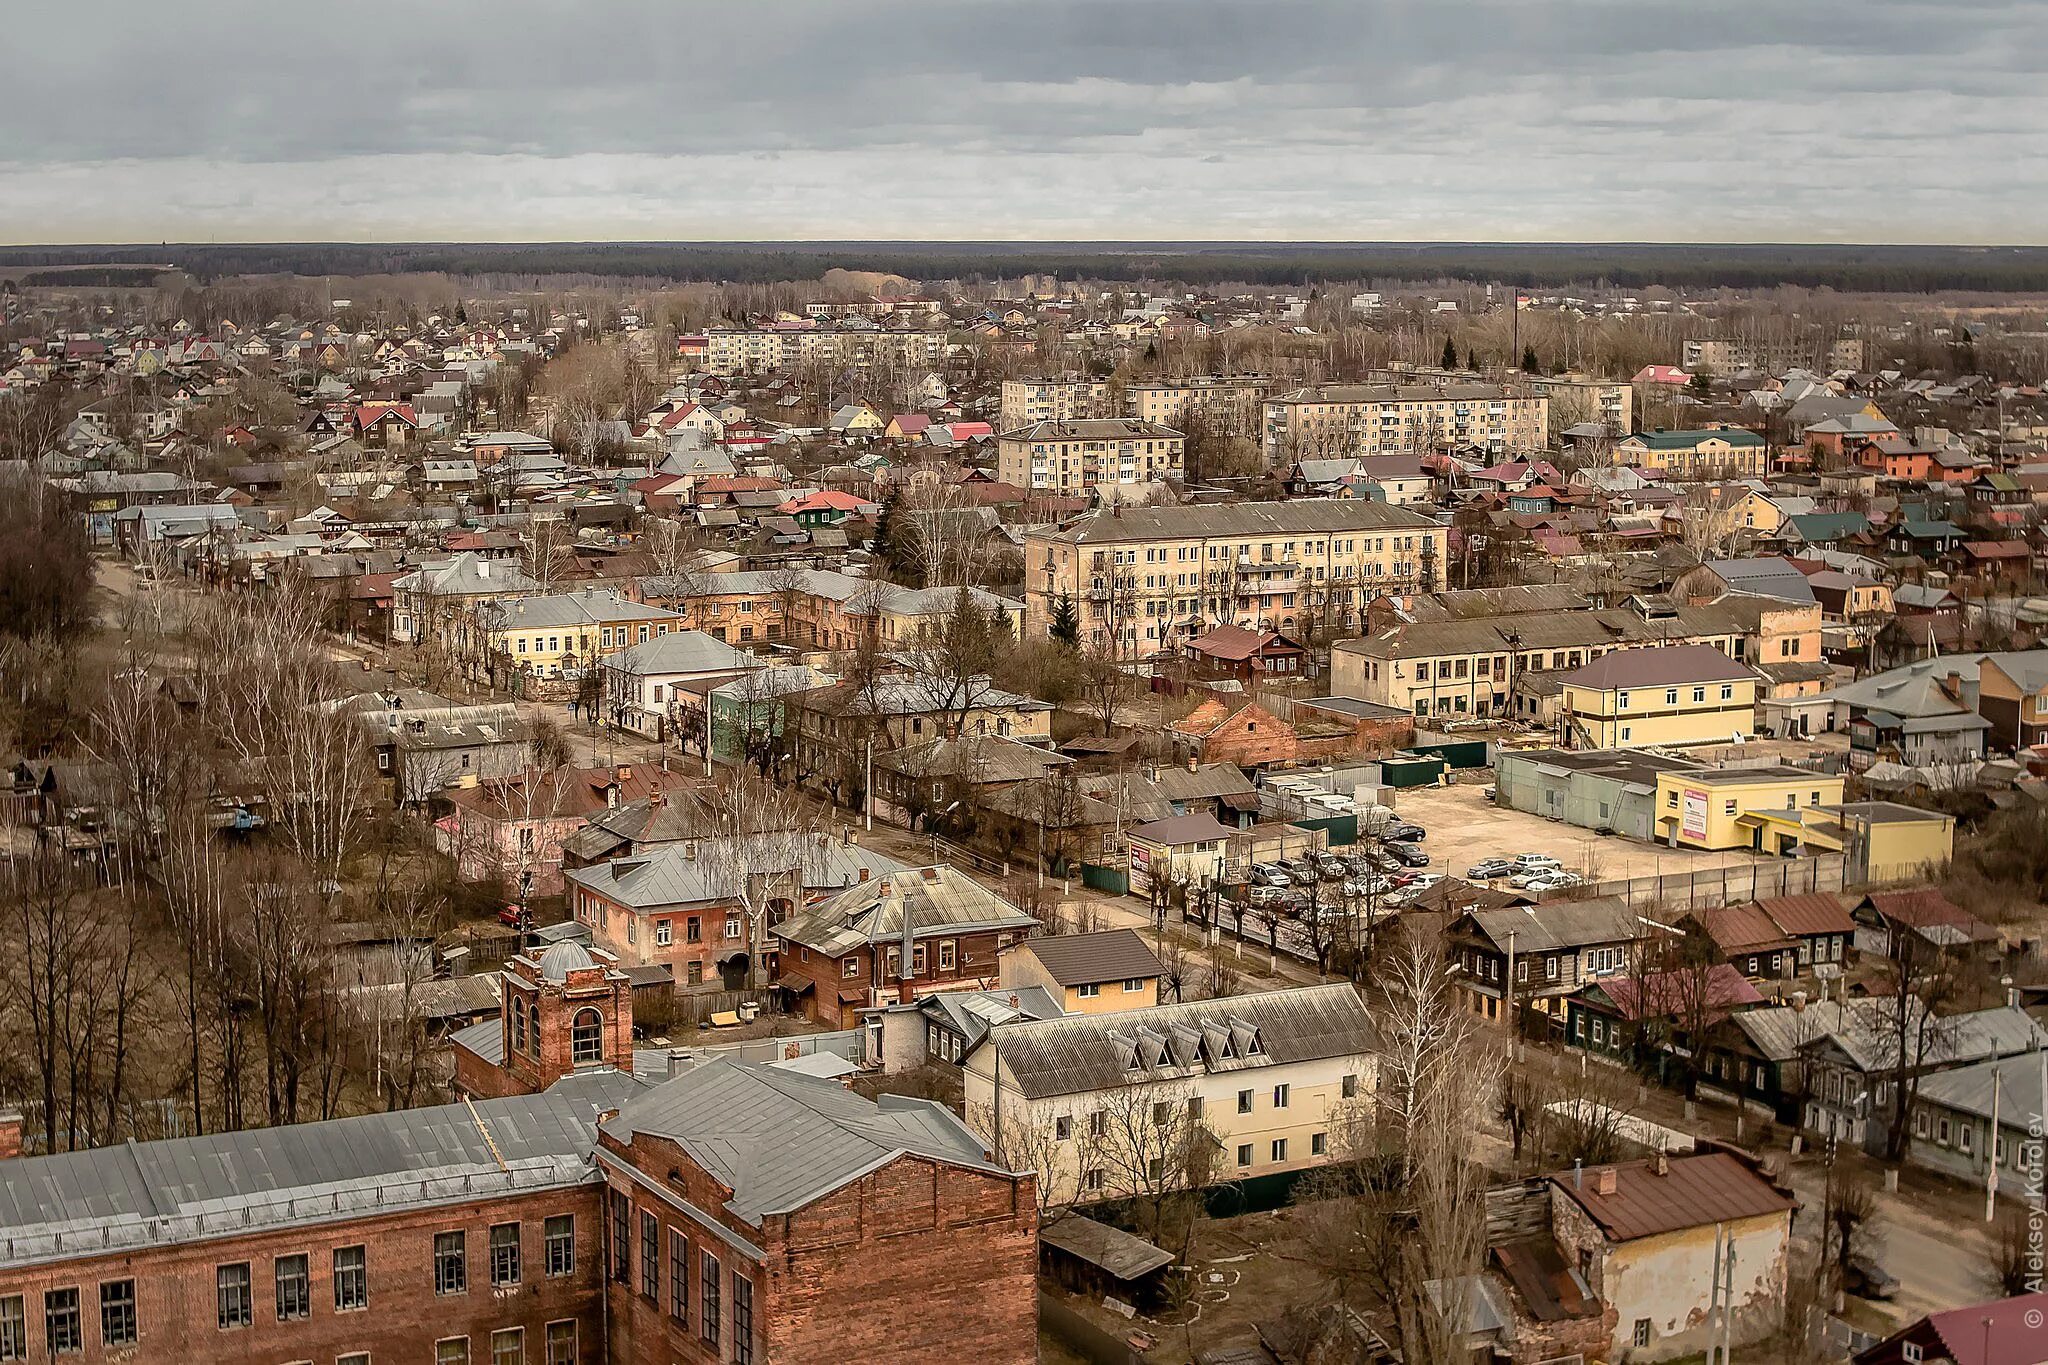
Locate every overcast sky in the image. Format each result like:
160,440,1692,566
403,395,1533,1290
5,0,2045,244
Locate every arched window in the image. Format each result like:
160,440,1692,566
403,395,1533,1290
510,995,527,1056
528,1006,543,1060
571,1007,604,1065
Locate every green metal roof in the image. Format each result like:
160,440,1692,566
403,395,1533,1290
1622,428,1765,449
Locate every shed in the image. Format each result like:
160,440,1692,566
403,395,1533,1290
1378,753,1448,789
1039,1214,1174,1311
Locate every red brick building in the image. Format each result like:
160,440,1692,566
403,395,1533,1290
1,961,1039,1365
768,864,1038,1028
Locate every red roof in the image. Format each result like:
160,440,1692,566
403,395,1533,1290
942,421,993,440
888,413,930,435
1632,365,1690,385
1864,889,1995,942
1753,893,1856,938
1964,539,2030,559
778,489,875,514
1592,962,1763,1022
1888,1292,2048,1365
355,402,417,427
1691,903,1795,956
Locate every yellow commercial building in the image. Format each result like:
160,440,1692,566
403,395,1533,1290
1653,767,1847,852
1560,644,1761,749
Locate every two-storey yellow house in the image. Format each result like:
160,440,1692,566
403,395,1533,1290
1653,766,1847,851
1559,644,1761,749
997,929,1163,1015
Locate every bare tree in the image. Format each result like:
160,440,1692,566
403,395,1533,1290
700,769,810,992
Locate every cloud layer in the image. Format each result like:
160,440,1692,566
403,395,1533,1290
4,0,2044,243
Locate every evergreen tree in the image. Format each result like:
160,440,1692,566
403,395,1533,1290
1522,346,1540,373
1465,347,1478,371
1440,337,1458,369
1049,591,1080,647
871,485,904,577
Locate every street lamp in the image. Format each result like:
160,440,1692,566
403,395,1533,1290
931,800,961,862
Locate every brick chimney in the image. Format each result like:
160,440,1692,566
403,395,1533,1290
0,1110,20,1160
1595,1167,1618,1196
1652,1149,1670,1177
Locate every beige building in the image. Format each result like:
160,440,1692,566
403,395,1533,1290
997,417,1185,498
1610,427,1769,478
1559,644,1760,749
962,984,1377,1209
1261,383,1547,465
1021,500,1449,656
1127,375,1272,435
702,327,946,376
1531,372,1634,435
999,377,1113,431
997,929,1163,1016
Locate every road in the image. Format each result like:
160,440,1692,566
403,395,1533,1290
1780,1153,1999,1323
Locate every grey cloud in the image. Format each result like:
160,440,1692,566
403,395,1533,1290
2,0,2045,242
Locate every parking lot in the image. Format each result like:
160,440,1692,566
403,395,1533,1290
1380,782,1778,885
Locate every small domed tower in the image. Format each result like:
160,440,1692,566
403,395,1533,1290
496,938,635,1093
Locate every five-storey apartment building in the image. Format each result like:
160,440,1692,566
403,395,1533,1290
996,418,1185,498
1020,501,1448,655
1260,383,1547,465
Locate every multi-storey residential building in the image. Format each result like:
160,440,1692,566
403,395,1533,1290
1609,427,1768,478
962,984,1377,1208
996,418,1185,498
700,327,946,376
462,588,685,682
998,376,1112,430
1558,644,1761,749
1682,336,1807,374
1529,372,1634,435
1125,374,1272,435
1332,593,1820,721
391,551,541,644
1021,501,1449,655
1260,384,1547,465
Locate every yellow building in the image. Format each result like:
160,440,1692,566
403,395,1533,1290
1652,767,1848,852
997,929,1163,1016
996,417,1185,498
1560,644,1761,749
1792,801,1955,885
1530,372,1634,435
962,984,1376,1208
464,587,684,680
1021,499,1449,656
1126,375,1271,435
1610,427,1768,477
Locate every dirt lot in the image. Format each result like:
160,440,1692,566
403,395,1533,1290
1381,782,1780,884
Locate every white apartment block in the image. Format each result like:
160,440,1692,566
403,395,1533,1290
701,327,946,376
1261,383,1547,465
996,418,1185,498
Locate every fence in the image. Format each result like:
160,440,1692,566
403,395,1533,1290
1038,1292,1145,1365
1556,852,1848,911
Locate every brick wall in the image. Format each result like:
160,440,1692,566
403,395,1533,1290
0,1186,605,1364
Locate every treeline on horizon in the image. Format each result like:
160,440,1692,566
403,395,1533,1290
6,241,2048,293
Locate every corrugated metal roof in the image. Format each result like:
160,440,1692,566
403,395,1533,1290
1551,1153,1793,1242
1012,930,1162,988
601,1059,1007,1223
989,983,1374,1100
770,864,1035,958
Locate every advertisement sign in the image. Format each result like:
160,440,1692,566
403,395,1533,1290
1682,787,1709,840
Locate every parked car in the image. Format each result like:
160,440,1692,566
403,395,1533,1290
1280,857,1320,882
1513,853,1563,872
1405,873,1446,892
1383,822,1427,842
1514,870,1582,892
1343,853,1379,877
1251,864,1292,888
1481,785,1497,803
1383,842,1431,868
1465,858,1515,880
1247,886,1290,909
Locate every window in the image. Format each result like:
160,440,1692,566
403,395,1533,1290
1272,1083,1291,1108
43,1290,81,1356
669,1229,688,1324
436,1231,467,1296
732,1273,754,1365
436,1339,469,1365
1054,1115,1073,1141
1087,1109,1107,1138
1077,983,1101,998
688,918,704,944
545,1321,577,1365
1186,1096,1204,1121
1084,1167,1105,1192
98,1281,136,1348
1341,1074,1359,1099
1312,1132,1328,1157
1271,1139,1289,1162
724,913,741,941
1152,1100,1172,1126
1,1296,24,1363
656,919,672,946
545,1214,575,1278
276,1254,310,1320
217,1263,253,1330
1904,1345,1923,1364
1237,1089,1253,1114
491,1222,522,1288
1123,977,1147,992
571,1007,603,1065
638,1212,659,1299
700,1252,721,1348
609,1190,631,1283
1546,956,1559,981
1634,1318,1652,1349
333,1246,367,1311
510,996,527,1057
492,1328,524,1365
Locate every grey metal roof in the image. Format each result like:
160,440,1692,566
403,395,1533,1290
1917,1050,2048,1123
1706,557,1818,605
987,983,1375,1100
600,1059,1009,1224
1461,899,1641,954
485,588,681,630
566,835,907,911
0,1083,635,1270
607,629,764,679
770,864,1036,957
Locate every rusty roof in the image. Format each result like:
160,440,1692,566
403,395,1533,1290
1753,892,1856,938
1550,1153,1794,1242
1691,903,1796,956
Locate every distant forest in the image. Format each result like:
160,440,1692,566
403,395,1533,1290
6,241,2048,293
